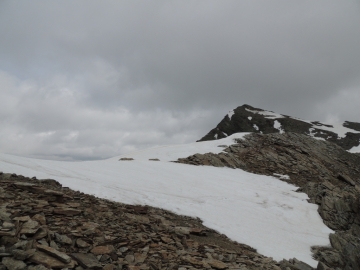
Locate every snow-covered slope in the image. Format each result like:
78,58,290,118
0,134,333,266
112,133,249,161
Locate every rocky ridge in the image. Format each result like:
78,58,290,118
177,132,360,270
0,171,304,270
198,105,360,151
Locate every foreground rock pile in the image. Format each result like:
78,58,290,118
0,172,294,270
177,132,360,269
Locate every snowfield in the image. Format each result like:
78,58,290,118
0,133,333,266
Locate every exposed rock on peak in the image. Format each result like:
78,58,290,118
199,104,360,151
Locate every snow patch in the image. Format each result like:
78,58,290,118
308,128,326,141
223,132,228,137
228,110,235,120
274,120,285,134
315,122,360,139
248,116,252,121
273,173,290,180
348,139,360,153
113,133,250,162
253,124,259,131
291,118,359,139
214,134,218,139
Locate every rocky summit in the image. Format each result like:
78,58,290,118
198,104,360,151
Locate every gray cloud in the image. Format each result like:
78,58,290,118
0,1,359,160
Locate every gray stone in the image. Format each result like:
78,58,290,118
54,233,72,245
20,219,39,234
29,251,75,269
71,253,102,269
76,238,90,248
0,207,10,222
2,257,27,270
12,248,36,260
125,254,135,263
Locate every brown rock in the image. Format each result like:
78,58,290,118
125,254,135,263
32,214,46,225
183,256,204,266
71,253,102,269
134,252,147,263
161,236,172,243
82,221,99,230
33,227,48,240
91,245,115,255
208,259,228,269
12,216,31,222
337,174,355,186
29,251,75,269
76,238,90,248
125,213,150,224
67,202,80,207
13,182,36,190
190,227,207,236
103,264,115,270
37,245,72,263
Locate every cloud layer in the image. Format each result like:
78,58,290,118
1,1,360,160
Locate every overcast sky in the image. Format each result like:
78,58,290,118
1,1,360,160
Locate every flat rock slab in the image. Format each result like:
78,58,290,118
37,245,72,263
54,233,72,245
209,259,228,269
71,253,102,269
91,245,115,255
13,216,31,222
29,251,75,269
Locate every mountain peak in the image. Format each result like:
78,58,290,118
198,105,360,151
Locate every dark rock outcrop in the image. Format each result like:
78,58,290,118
198,105,360,151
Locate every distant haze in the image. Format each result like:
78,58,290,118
0,1,359,160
